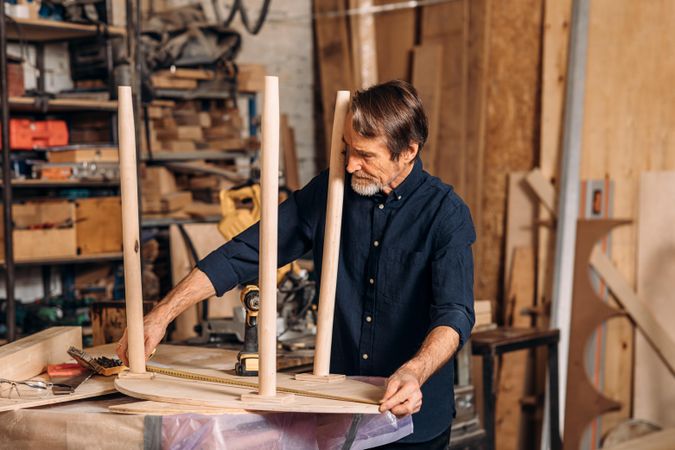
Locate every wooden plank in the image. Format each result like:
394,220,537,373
114,342,383,413
47,147,118,163
537,0,572,321
473,0,543,305
420,0,469,192
590,249,675,374
313,0,353,162
496,247,535,450
464,0,490,299
110,400,239,415
635,172,675,427
281,114,300,191
373,0,415,82
161,191,193,212
5,18,125,41
0,327,82,380
151,76,198,90
504,172,537,296
411,44,442,176
349,0,378,88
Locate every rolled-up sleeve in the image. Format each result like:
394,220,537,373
429,201,476,348
197,173,327,296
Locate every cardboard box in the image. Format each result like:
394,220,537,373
0,201,77,261
75,197,122,255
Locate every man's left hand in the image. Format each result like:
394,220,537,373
379,368,423,417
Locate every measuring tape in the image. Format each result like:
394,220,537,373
145,365,380,406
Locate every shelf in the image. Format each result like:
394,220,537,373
10,179,119,188
6,18,126,42
142,151,249,162
0,252,123,267
142,216,220,228
9,96,118,112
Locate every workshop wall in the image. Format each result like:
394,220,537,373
228,0,317,185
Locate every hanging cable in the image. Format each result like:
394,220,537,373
220,0,272,35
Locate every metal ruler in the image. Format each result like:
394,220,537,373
145,365,380,406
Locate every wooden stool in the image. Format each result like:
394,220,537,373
471,327,561,450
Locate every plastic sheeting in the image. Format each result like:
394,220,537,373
162,410,412,450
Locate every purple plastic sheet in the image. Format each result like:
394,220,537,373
161,377,413,449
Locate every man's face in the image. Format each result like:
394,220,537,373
342,113,413,196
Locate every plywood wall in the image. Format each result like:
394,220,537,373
579,0,675,434
475,0,543,302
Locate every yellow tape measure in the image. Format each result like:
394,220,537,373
145,365,380,406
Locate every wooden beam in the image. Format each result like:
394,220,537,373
496,247,535,450
117,86,148,377
349,0,378,88
374,0,415,82
420,0,469,192
590,249,675,376
635,172,675,426
310,90,350,380
0,327,82,381
314,0,353,163
258,76,281,397
412,44,442,176
281,114,300,191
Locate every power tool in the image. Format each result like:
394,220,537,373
235,285,260,376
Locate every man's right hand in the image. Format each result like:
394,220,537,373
114,268,217,366
116,313,168,366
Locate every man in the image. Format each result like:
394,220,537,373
117,80,475,449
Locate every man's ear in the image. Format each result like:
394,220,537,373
401,142,419,164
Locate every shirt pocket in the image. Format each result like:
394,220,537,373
379,247,428,306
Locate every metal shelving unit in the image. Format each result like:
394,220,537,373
0,2,136,341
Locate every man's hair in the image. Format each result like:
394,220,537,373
350,80,429,160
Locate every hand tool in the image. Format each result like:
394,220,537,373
235,285,260,376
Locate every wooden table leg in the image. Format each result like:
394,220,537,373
482,352,495,450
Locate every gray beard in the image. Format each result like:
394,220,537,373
351,177,382,196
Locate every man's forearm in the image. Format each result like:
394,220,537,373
149,268,215,326
399,326,461,385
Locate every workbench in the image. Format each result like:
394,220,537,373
0,343,412,449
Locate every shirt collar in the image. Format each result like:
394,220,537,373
390,157,424,202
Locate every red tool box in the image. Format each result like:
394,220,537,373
0,119,69,149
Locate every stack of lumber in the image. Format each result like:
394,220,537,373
151,68,214,91
474,300,494,330
141,166,193,214
144,100,245,153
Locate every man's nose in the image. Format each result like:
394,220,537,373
345,154,360,173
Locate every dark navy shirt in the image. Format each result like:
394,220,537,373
197,158,476,443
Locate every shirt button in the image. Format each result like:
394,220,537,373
373,240,379,247
369,278,375,285
365,315,372,323
362,353,369,360
378,204,384,209
397,195,402,200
